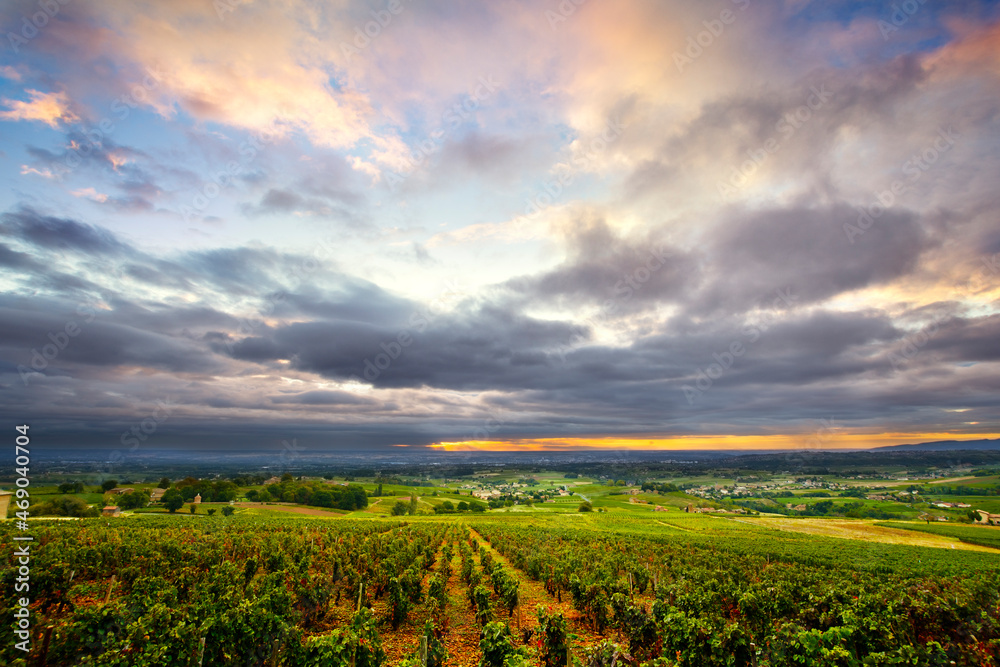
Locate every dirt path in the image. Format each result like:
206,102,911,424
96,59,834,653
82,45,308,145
469,528,609,653
442,543,483,667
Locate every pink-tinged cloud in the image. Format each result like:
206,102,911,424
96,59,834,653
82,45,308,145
0,89,79,128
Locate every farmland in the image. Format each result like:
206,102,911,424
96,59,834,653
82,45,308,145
4,452,1000,666
2,508,999,666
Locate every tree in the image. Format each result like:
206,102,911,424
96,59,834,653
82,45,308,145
188,504,197,514
578,501,593,512
281,472,294,483
162,488,184,513
117,491,148,510
58,481,84,494
32,496,98,518
157,477,171,489
408,494,418,515
392,500,409,516
101,479,118,492
207,508,217,516
221,505,235,517
441,500,455,511
457,501,469,511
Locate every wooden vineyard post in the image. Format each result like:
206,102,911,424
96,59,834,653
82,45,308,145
269,638,280,667
196,636,206,667
420,635,428,667
38,626,53,667
357,582,364,611
103,575,117,605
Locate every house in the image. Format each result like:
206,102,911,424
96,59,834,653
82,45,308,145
109,488,134,495
653,505,668,512
786,503,807,511
193,493,202,504
150,488,166,501
976,510,1000,526
102,506,121,517
0,491,11,519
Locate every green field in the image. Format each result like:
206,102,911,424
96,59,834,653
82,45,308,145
3,510,998,666
876,521,1000,550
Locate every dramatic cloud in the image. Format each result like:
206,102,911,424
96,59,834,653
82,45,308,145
0,0,998,453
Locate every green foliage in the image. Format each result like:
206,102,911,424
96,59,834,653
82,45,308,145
473,585,493,626
490,567,519,617
31,495,99,517
536,606,570,667
424,619,448,667
428,573,447,613
392,500,409,516
157,477,171,489
479,622,524,667
473,516,1000,666
101,479,119,492
578,501,593,512
300,608,385,667
389,577,409,629
582,641,633,667
57,480,85,493
117,491,148,510
221,505,235,517
161,488,184,512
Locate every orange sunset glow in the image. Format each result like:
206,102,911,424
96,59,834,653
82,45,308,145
431,432,1000,453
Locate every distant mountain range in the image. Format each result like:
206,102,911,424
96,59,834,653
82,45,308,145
873,438,1000,452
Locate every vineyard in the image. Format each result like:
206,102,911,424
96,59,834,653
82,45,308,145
2,513,999,666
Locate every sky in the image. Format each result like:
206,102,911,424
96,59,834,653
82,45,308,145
1,0,999,458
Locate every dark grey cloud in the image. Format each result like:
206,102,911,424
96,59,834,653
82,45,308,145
503,203,932,320
0,242,44,270
1,207,130,256
270,390,378,406
0,203,996,450
686,204,932,317
503,217,693,313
